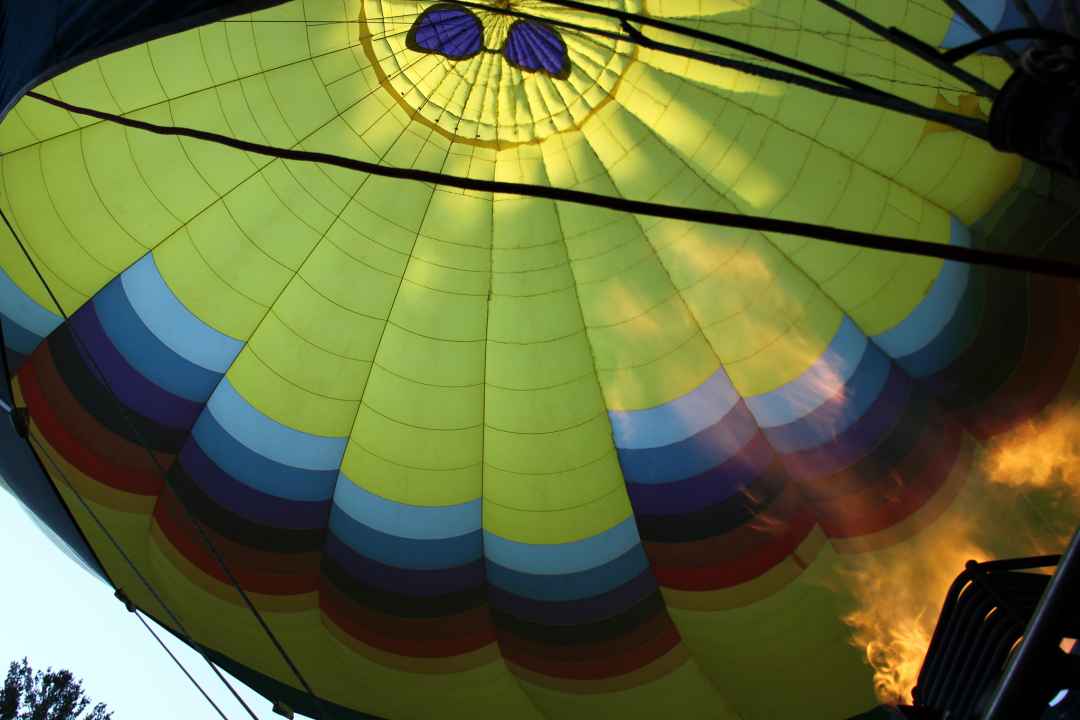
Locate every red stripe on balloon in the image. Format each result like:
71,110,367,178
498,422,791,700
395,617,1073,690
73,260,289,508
496,610,680,679
319,576,496,658
153,488,320,595
19,344,164,496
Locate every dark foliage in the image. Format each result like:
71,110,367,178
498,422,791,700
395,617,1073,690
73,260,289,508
0,659,112,720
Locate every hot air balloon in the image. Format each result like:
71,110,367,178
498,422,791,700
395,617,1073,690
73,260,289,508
0,0,1078,718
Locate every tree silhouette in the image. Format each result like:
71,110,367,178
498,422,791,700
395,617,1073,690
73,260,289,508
0,659,112,720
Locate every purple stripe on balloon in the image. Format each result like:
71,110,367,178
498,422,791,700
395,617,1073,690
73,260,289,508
625,431,775,516
323,532,485,597
487,567,655,626
178,439,330,530
68,305,203,429
782,365,913,484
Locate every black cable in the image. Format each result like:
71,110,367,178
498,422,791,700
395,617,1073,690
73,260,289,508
132,612,233,720
1011,0,1044,30
459,0,882,95
0,200,325,717
438,0,992,134
615,19,989,137
942,0,1023,65
813,0,1000,97
942,28,1080,62
26,432,263,720
0,314,250,720
25,90,1080,279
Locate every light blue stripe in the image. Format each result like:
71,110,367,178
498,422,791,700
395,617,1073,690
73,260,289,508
763,345,892,453
874,216,970,359
483,517,640,575
746,317,867,428
618,401,759,485
333,475,481,540
206,380,347,471
191,412,339,502
121,254,244,373
329,507,482,570
608,370,740,449
0,268,61,339
93,280,220,402
486,545,650,601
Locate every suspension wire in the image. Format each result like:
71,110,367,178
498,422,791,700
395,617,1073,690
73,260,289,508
615,19,989,137
131,611,233,720
941,0,1023,65
1011,0,1043,29
0,200,326,717
942,28,1080,62
438,0,992,136
812,0,1000,97
23,432,261,720
0,213,258,720
480,0,884,94
487,0,1002,113
24,90,1080,279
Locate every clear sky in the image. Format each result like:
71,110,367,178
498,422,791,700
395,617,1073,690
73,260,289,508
0,487,312,720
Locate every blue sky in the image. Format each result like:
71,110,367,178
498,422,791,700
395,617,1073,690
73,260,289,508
0,487,312,720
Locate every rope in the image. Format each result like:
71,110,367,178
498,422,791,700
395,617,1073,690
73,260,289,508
25,90,1080,280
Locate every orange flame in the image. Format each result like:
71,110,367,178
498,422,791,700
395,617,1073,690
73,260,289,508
843,408,1080,705
985,409,1080,492
842,520,987,705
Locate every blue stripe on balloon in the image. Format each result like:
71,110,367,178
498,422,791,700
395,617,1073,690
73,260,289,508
191,410,338,502
483,516,640,576
69,304,203,429
746,317,867,428
121,254,244,373
93,279,221,402
762,343,892,454
323,533,485,596
618,400,759,485
178,440,331,530
625,431,774,515
0,313,44,355
328,505,482,570
206,380,347,472
488,568,655,625
0,267,62,340
485,544,650,602
782,365,911,482
874,216,970,360
333,475,481,541
608,370,740,450
895,281,981,379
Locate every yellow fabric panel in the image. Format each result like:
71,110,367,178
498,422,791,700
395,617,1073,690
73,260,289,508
228,348,359,435
153,231,267,339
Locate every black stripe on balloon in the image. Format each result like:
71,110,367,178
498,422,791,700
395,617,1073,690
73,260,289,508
25,91,1080,280
490,588,667,646
47,325,188,453
320,553,487,619
927,267,1029,414
166,462,328,554
634,459,788,543
840,383,936,484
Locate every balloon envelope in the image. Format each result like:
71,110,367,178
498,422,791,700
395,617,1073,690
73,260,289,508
1,1,1078,718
